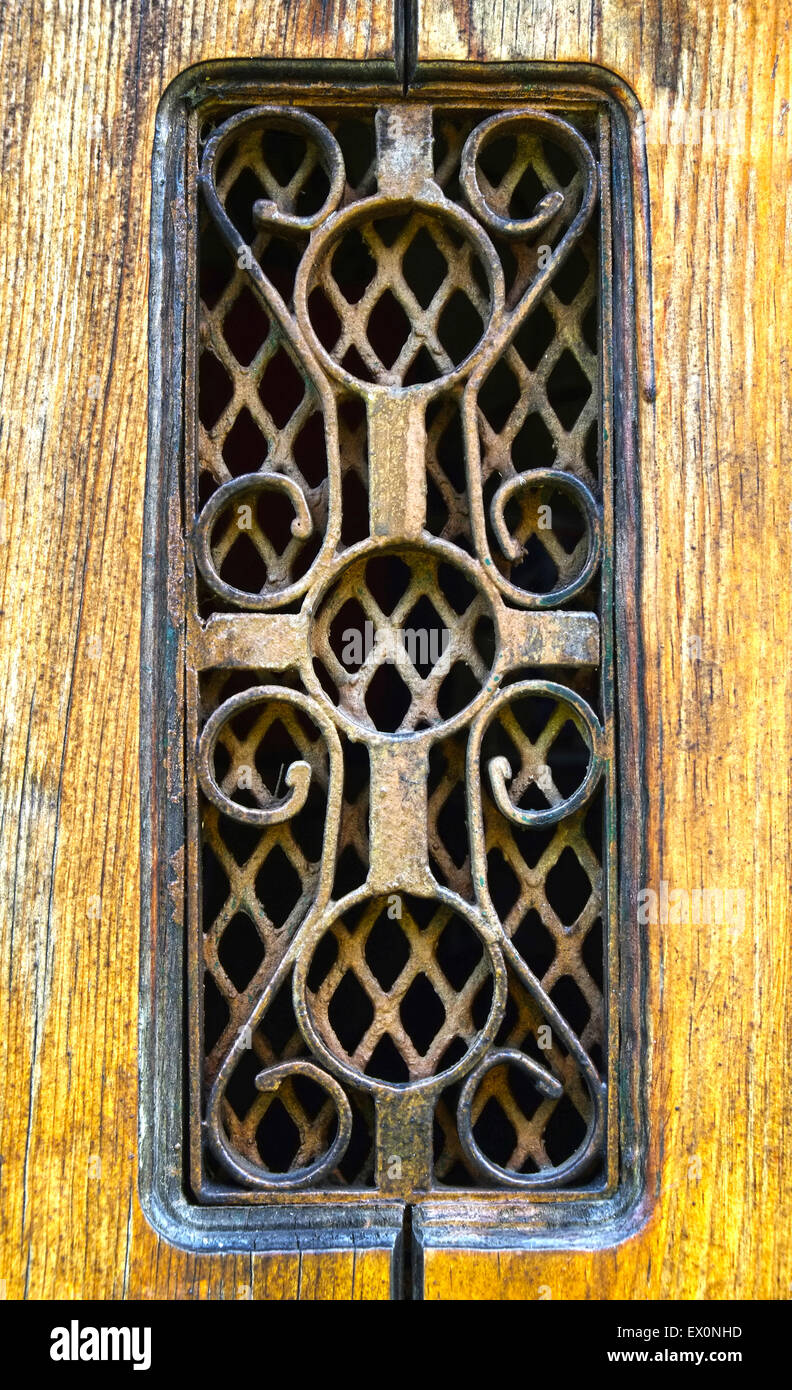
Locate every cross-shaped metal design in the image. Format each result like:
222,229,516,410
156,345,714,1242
190,102,608,1195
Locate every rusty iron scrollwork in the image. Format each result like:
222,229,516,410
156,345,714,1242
188,100,610,1197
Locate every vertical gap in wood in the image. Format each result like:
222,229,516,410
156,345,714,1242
396,1204,420,1300
399,0,417,92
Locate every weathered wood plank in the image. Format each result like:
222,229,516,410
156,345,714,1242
0,0,397,1303
417,0,792,1299
1,0,790,1302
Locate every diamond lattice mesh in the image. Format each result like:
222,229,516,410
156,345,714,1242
192,102,608,1193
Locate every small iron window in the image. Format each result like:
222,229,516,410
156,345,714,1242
142,65,646,1255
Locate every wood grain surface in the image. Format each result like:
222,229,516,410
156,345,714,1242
0,0,399,1304
1,0,790,1300
418,0,792,1301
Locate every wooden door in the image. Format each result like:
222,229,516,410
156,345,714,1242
1,0,789,1301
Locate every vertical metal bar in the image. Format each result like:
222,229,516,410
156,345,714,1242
184,105,203,1198
598,103,620,1188
376,1091,435,1194
367,394,427,537
367,741,434,893
374,103,435,195
365,104,435,537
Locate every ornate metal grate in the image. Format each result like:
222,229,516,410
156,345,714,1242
142,73,640,1235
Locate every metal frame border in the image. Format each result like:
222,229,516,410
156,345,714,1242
140,57,651,1259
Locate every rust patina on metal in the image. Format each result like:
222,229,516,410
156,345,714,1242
141,64,648,1256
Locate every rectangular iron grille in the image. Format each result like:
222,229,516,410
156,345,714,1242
142,67,645,1249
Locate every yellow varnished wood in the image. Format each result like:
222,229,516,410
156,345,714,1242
1,0,789,1301
417,0,792,1300
0,0,397,1303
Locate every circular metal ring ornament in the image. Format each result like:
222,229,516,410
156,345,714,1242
301,535,513,747
292,884,508,1098
294,196,506,398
